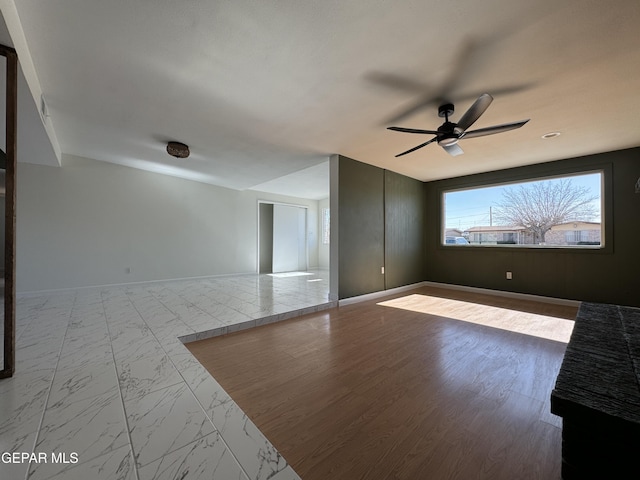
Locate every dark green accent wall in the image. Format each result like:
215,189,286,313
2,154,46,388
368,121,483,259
338,156,385,299
336,147,638,306
336,156,426,299
384,170,425,289
424,147,640,307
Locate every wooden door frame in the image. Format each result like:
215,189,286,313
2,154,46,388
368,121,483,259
0,44,17,379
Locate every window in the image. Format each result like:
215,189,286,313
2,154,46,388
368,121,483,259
442,171,603,248
321,208,330,245
564,230,596,245
499,233,517,244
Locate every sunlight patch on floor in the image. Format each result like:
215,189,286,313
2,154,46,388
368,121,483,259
378,294,574,343
268,271,314,278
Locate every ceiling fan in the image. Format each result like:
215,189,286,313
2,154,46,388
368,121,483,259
387,93,529,157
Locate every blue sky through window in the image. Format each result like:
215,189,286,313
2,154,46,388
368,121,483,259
444,172,602,232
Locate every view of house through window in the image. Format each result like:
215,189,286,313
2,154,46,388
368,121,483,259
443,171,603,248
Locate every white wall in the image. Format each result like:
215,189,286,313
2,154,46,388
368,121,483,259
17,155,320,292
318,197,329,270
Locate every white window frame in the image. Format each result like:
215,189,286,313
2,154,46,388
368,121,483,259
441,170,605,249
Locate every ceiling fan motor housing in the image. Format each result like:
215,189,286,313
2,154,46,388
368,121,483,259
437,121,460,146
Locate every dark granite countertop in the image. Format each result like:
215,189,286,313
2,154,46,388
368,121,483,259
551,302,640,427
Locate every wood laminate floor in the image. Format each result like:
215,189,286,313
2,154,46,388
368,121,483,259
187,286,577,480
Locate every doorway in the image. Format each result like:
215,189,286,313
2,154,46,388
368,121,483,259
259,202,308,274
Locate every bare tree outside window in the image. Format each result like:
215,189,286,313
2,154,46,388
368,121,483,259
442,171,603,248
493,179,599,244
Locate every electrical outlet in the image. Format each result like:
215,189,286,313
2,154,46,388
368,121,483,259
506,271,512,280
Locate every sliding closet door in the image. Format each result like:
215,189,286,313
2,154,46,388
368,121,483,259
272,204,307,273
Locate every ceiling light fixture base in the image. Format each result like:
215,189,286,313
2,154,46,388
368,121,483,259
166,141,190,158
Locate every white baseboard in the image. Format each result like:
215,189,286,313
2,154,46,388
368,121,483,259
422,281,581,307
338,282,428,306
338,281,581,308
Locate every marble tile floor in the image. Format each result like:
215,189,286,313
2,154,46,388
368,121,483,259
1,271,332,480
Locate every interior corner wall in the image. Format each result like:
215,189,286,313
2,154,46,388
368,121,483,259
384,170,425,289
317,196,330,270
335,155,425,300
329,155,340,301
16,155,320,293
423,147,640,307
337,155,385,299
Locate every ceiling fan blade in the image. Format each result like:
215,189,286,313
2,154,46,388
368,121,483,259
366,72,433,93
456,93,493,132
437,39,476,103
461,119,530,139
379,40,479,125
385,83,535,125
449,83,535,106
388,126,440,135
383,95,439,125
442,143,464,156
395,137,438,157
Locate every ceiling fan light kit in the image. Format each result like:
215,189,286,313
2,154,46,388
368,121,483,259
388,93,530,157
166,141,190,158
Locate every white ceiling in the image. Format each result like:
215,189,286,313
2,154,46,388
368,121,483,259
3,0,640,199
0,11,60,167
